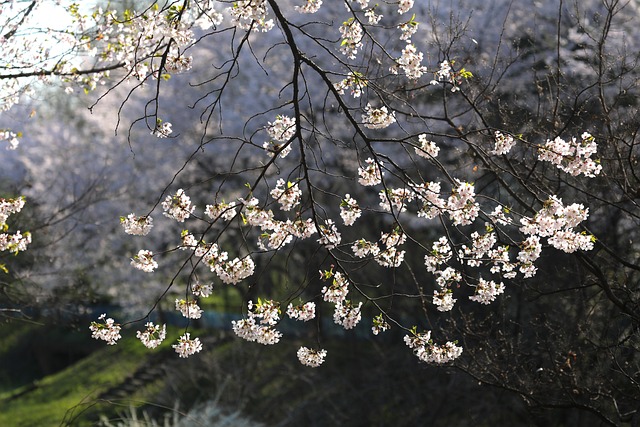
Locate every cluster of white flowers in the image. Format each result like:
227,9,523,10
404,330,462,364
433,289,456,312
193,1,224,30
358,158,384,186
414,181,447,219
391,43,427,80
398,16,419,41
350,0,370,7
321,270,361,330
459,230,497,267
430,60,462,92
317,219,342,249
519,195,594,254
446,180,480,226
74,4,197,86
120,214,153,236
321,270,350,304
162,189,196,222
173,333,203,358
492,131,516,155
379,187,413,213
1,130,20,150
131,249,158,273
0,197,25,227
241,197,274,227
362,104,396,129
364,8,383,24
270,179,302,211
214,256,256,284
340,194,362,226
0,196,31,257
424,237,453,273
333,300,363,329
469,278,505,305
191,281,214,297
153,121,173,138
287,302,316,321
434,266,462,288
376,229,407,268
372,313,390,335
339,18,364,59
229,0,274,32
295,0,323,14
334,72,367,98
516,235,542,277
205,200,237,222
136,322,167,349
415,134,440,158
538,132,602,177
90,314,122,345
232,299,283,345
0,230,31,255
397,0,415,14
297,346,327,367
175,299,204,319
264,115,296,158
352,238,381,259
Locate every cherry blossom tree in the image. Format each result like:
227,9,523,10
2,0,640,423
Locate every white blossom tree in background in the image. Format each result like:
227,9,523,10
2,0,640,423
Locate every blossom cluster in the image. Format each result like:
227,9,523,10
340,194,362,226
358,158,384,186
287,302,316,321
90,314,122,345
270,179,302,211
469,278,505,305
295,0,323,14
232,299,283,345
362,104,396,129
263,115,296,158
297,346,327,367
398,15,419,41
492,131,516,155
520,196,594,254
205,200,238,222
131,249,158,273
321,269,363,330
538,132,602,177
0,196,30,270
1,130,20,150
120,214,153,236
430,60,471,92
229,0,274,32
415,134,440,158
173,333,203,358
175,298,204,319
391,43,427,80
334,72,367,98
0,197,26,228
136,322,167,349
162,189,196,222
339,18,364,59
404,330,462,364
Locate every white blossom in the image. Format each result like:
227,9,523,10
131,249,158,273
90,314,121,345
120,214,153,236
136,322,166,349
297,347,327,367
362,103,396,129
173,333,203,358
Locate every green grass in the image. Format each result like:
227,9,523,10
0,323,184,427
